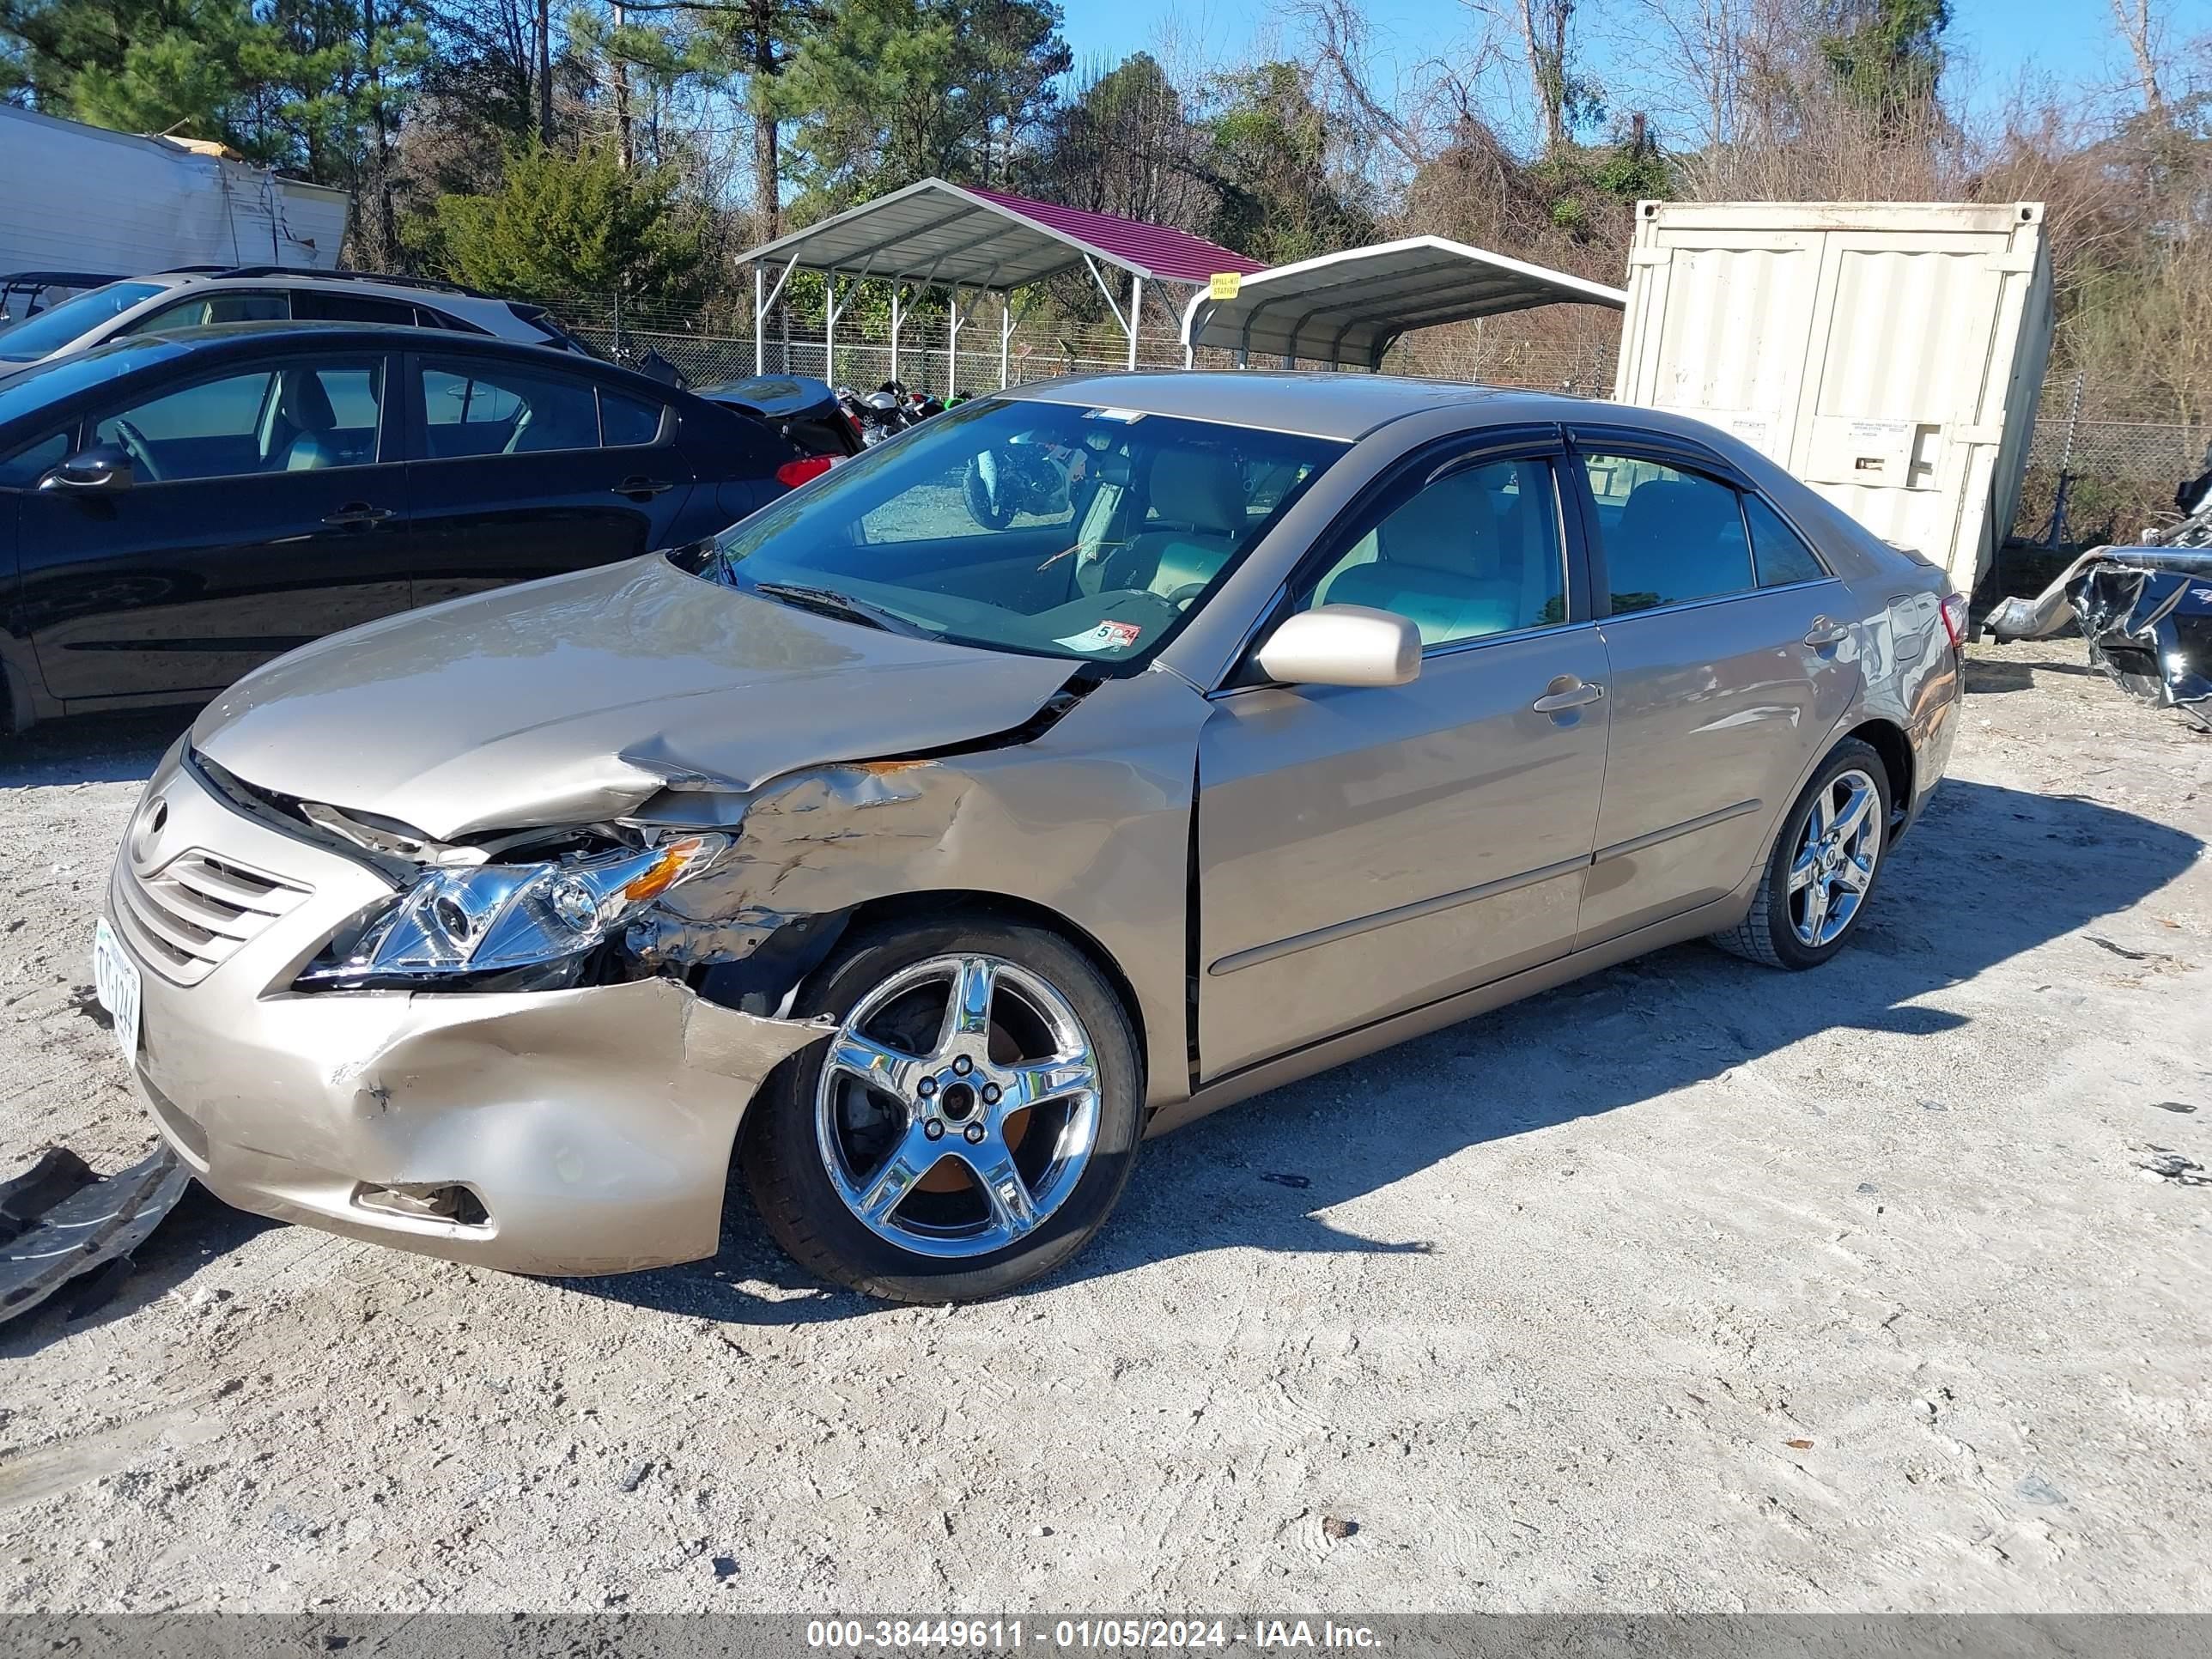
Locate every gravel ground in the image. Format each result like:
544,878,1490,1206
1,637,2208,1614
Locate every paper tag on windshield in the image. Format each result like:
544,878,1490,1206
1054,620,1143,653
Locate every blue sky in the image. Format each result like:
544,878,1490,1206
1055,0,2182,134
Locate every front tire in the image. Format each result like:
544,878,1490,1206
1714,738,1892,969
743,916,1143,1302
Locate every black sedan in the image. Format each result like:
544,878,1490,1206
0,323,815,731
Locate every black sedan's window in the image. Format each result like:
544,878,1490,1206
600,389,665,447
420,359,599,458
93,360,386,480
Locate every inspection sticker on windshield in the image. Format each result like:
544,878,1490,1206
1054,620,1143,653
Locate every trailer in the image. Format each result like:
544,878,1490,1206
0,106,350,287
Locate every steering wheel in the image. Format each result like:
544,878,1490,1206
110,417,161,483
1164,581,1211,609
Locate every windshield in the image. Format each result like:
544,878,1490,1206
702,398,1343,665
0,282,167,362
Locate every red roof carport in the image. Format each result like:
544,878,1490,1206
734,178,1266,387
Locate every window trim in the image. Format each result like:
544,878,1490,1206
404,350,621,464
1565,424,1841,617
1567,434,1784,621
85,350,398,484
1218,422,1589,691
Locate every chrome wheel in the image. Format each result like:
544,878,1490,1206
1789,766,1883,948
813,953,1101,1260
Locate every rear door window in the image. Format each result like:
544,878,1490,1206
1581,453,1754,615
418,358,602,459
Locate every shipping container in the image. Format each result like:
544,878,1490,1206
1613,200,2053,594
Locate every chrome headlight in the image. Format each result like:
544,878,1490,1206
300,833,729,987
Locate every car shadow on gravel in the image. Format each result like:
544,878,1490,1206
1963,654,2105,695
0,710,188,787
576,775,2203,1319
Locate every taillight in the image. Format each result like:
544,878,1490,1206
1939,592,1969,649
775,455,836,489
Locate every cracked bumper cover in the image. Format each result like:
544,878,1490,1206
110,749,830,1277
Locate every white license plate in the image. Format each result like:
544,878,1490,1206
91,915,142,1065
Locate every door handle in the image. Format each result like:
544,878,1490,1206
323,503,395,528
1803,619,1850,647
612,477,674,498
1532,679,1606,713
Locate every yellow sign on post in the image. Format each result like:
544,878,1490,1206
1208,271,1243,301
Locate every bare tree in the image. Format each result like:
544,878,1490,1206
2109,0,2166,114
537,0,554,142
1476,0,1582,154
1295,0,1431,169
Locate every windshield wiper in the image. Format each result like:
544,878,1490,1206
747,580,939,638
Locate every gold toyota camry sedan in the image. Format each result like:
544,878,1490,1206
94,374,1964,1301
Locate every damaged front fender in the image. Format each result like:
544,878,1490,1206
620,670,1211,1110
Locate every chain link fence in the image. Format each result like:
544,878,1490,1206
551,296,2208,545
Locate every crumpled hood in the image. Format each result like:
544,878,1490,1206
191,554,1077,839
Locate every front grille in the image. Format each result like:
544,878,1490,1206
113,849,313,986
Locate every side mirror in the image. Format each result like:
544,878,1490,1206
40,444,134,494
1254,605,1422,688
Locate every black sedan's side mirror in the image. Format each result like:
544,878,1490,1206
40,444,134,493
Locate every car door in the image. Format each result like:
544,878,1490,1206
404,350,696,607
1567,432,1858,946
16,346,411,703
1194,436,1611,1079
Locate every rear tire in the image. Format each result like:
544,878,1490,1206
1713,738,1892,970
743,915,1142,1303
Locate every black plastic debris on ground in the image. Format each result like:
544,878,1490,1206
2069,554,2212,732
0,1144,190,1327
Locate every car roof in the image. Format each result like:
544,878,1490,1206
998,370,1722,444
0,322,699,428
126,271,535,329
994,372,1549,441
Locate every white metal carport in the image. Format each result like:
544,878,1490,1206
736,178,1267,390
1180,235,1627,370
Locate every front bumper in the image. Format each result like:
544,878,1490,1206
106,744,828,1276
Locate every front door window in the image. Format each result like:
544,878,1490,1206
1293,457,1568,645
